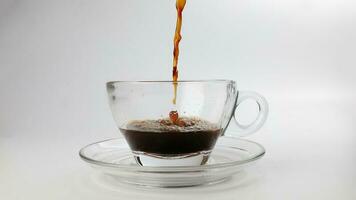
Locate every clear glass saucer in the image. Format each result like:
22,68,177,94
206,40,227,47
79,137,265,187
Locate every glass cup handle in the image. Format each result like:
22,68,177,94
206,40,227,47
232,91,269,137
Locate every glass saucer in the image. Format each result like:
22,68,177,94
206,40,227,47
79,137,265,187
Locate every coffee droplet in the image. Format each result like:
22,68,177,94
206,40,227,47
169,110,179,123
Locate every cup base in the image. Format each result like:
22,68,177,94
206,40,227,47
132,151,211,167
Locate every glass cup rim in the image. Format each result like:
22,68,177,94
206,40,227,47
106,79,236,85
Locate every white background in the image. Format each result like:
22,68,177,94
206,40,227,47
1,0,355,199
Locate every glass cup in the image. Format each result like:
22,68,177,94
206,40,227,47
106,80,268,166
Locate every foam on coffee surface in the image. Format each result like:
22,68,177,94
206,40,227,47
126,117,219,133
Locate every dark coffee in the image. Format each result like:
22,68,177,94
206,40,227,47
120,117,221,156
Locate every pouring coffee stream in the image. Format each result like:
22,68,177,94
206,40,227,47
170,0,186,124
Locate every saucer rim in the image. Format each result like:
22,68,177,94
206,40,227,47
79,137,265,172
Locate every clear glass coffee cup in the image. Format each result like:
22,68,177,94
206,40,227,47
106,80,268,166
